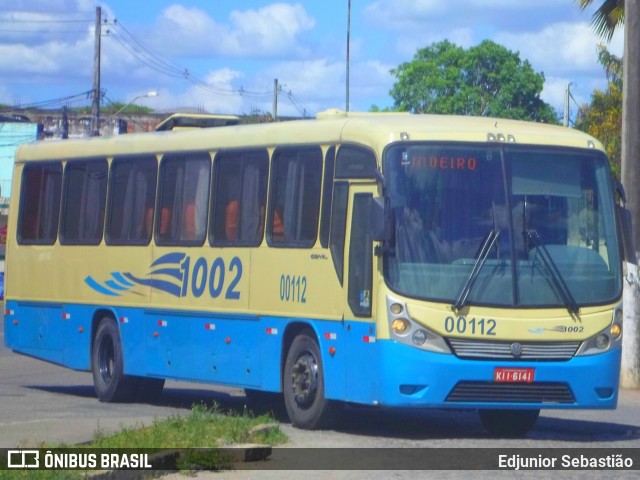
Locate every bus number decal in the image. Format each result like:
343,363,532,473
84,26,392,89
444,316,496,336
280,275,307,304
84,253,244,300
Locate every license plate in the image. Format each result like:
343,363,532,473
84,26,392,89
494,367,535,383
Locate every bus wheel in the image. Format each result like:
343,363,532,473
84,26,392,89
92,317,138,402
283,330,338,429
478,409,540,437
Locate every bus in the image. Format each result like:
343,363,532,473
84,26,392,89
4,110,631,436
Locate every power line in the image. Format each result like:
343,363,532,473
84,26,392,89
105,17,312,112
0,90,94,111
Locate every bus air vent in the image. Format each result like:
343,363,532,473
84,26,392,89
448,339,580,361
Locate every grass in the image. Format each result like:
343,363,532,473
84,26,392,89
0,402,287,479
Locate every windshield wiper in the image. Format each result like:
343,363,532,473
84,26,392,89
526,230,580,316
453,229,500,312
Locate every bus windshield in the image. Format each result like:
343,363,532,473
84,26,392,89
384,143,621,309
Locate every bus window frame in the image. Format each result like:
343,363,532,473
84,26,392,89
266,145,323,248
155,150,212,247
17,160,63,246
209,148,269,248
105,154,158,247
59,157,108,246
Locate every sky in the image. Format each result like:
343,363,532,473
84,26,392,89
0,0,625,123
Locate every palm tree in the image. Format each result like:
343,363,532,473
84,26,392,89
578,0,624,40
580,0,640,388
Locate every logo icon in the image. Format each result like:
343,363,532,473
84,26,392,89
510,342,523,358
7,450,40,469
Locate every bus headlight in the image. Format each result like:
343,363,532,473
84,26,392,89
594,334,610,350
412,329,428,346
386,296,451,354
392,318,410,335
575,307,623,356
610,323,622,339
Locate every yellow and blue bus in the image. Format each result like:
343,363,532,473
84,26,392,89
3,110,630,436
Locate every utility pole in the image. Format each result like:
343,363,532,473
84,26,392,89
91,6,102,136
273,78,278,121
61,106,69,139
346,0,351,112
621,0,640,389
563,83,570,127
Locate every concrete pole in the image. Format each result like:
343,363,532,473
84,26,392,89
621,0,640,388
91,6,102,136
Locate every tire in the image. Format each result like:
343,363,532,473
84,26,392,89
283,330,339,429
92,317,139,402
478,409,540,437
134,378,165,404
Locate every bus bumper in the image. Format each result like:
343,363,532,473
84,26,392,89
374,339,621,410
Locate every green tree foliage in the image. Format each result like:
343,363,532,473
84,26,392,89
577,0,624,41
575,45,622,178
389,40,558,123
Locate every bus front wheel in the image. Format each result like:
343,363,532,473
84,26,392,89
92,317,138,402
283,330,339,429
478,409,540,437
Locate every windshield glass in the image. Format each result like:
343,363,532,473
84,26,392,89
384,143,621,308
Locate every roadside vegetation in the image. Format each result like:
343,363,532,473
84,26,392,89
0,402,286,479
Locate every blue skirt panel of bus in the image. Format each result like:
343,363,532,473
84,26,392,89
4,300,92,370
4,300,620,410
374,339,621,410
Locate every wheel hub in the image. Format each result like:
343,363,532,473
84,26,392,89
291,352,319,408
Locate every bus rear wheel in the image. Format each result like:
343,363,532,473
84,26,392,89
92,317,138,402
478,409,540,437
283,330,339,429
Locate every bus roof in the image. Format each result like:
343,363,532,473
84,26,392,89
15,110,605,162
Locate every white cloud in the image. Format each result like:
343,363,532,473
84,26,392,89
152,3,315,58
152,68,245,115
495,22,605,75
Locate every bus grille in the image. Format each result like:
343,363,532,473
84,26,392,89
446,381,575,404
447,339,580,361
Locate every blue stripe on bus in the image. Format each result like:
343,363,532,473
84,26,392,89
111,272,135,287
151,252,186,267
123,273,181,297
105,280,129,291
148,268,183,280
84,276,120,296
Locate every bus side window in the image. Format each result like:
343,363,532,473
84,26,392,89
107,156,157,245
268,146,322,247
156,152,210,246
60,158,108,245
18,162,63,245
211,149,268,246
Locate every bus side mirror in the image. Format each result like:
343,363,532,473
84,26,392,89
371,197,395,252
371,197,386,242
617,204,637,264
615,181,637,264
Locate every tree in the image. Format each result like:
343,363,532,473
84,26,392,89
389,40,558,123
578,0,624,40
575,46,623,179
